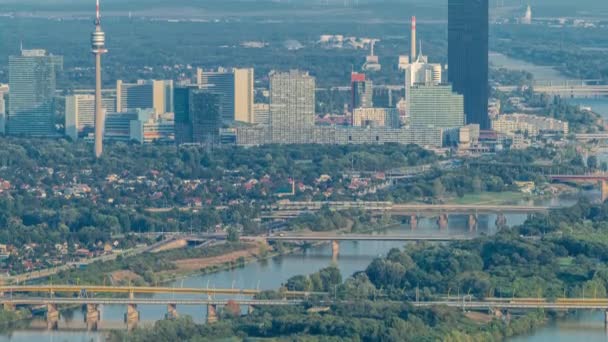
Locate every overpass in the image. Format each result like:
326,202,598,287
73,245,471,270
548,174,608,201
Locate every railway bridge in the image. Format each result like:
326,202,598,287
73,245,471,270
548,174,608,202
0,285,322,330
264,201,553,231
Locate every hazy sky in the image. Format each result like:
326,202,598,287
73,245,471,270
0,0,605,17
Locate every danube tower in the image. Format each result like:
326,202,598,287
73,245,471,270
91,0,107,158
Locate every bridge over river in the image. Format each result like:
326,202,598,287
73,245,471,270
0,285,321,331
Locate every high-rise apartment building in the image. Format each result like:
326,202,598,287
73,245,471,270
409,85,464,129
353,108,399,128
448,0,489,129
65,93,117,140
116,80,173,114
269,70,315,144
8,49,63,136
254,103,270,126
197,67,254,123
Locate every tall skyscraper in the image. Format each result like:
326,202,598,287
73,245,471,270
116,80,173,114
197,67,254,123
409,85,464,129
174,86,223,145
448,0,489,129
234,68,254,123
92,0,108,158
269,70,315,144
8,49,63,136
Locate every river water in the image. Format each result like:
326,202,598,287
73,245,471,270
0,194,585,342
492,52,608,341
2,55,607,342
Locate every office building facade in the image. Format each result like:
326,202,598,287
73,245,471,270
104,108,173,144
409,85,464,129
197,67,254,123
116,80,173,114
8,49,63,136
448,0,489,129
269,70,315,144
174,86,223,145
65,93,116,140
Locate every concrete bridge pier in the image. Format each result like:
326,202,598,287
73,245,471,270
468,214,478,232
125,304,139,330
46,303,59,330
331,240,340,259
495,213,507,229
409,215,418,231
166,303,179,320
437,214,448,230
85,304,100,331
247,305,255,315
207,304,218,324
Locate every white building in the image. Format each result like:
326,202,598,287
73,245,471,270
65,93,117,140
491,114,569,137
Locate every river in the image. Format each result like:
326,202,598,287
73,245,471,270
492,52,608,341
0,193,585,342
1,54,606,342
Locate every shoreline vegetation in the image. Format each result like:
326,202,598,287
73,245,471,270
108,198,608,341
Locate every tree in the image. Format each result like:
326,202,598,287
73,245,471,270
432,179,445,198
588,155,599,171
227,228,240,242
